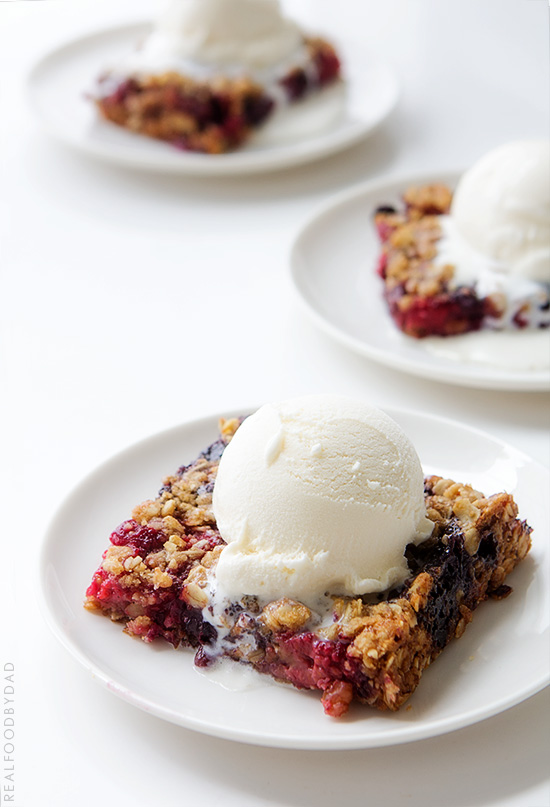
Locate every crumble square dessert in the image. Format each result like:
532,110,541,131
85,416,532,717
96,36,340,154
374,184,550,339
94,0,342,154
374,142,550,340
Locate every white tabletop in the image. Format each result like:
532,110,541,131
1,1,549,805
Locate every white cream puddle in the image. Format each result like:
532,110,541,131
194,656,271,691
421,328,550,371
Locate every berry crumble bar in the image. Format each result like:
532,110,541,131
85,417,532,717
374,184,550,338
95,37,341,154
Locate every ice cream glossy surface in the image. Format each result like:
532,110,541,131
119,0,304,79
450,140,550,284
212,396,433,607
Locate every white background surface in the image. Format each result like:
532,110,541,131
1,1,549,805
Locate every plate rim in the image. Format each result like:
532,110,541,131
38,406,550,750
25,20,400,176
290,171,550,391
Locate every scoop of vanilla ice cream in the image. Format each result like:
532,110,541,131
141,0,302,73
451,140,550,284
212,396,433,607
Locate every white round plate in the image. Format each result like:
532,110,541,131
39,408,549,750
291,173,550,391
26,22,399,176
